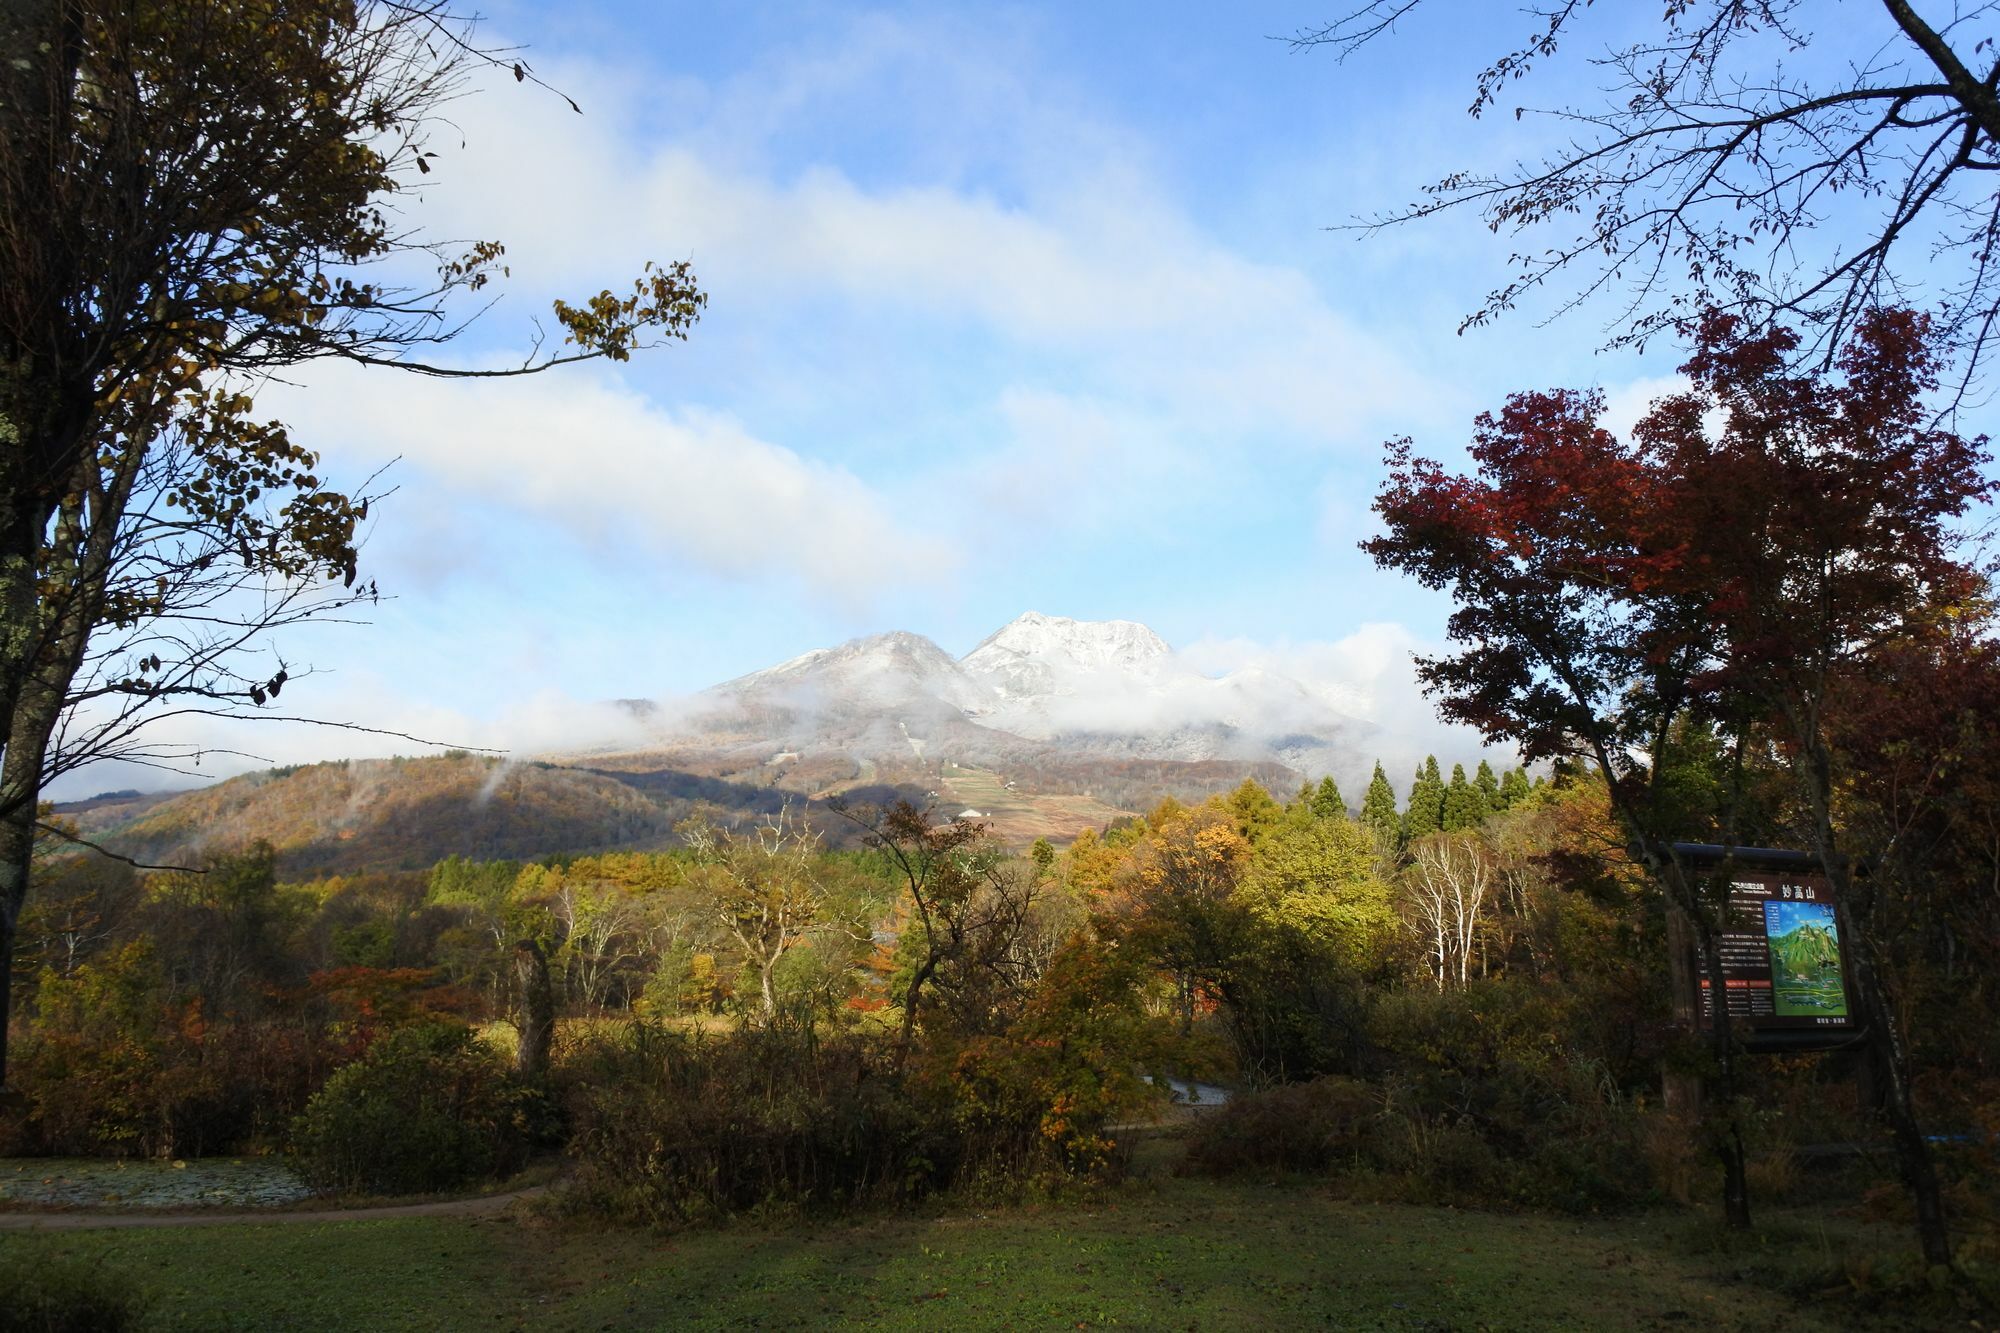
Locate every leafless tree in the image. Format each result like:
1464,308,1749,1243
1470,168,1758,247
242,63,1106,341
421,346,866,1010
1402,832,1491,989
1298,1,2000,397
682,808,844,1022
552,879,647,1013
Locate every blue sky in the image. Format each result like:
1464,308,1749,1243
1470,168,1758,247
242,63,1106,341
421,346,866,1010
55,1,1992,796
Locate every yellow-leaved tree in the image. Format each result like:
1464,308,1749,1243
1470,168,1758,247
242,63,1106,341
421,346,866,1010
0,0,707,1087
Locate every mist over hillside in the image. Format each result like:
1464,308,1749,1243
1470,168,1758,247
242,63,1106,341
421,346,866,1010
589,611,1379,788
62,613,1381,873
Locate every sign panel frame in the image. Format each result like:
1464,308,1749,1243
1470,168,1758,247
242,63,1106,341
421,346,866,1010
1671,843,1865,1054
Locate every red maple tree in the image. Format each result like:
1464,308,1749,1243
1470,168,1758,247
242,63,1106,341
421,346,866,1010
1367,308,1992,1265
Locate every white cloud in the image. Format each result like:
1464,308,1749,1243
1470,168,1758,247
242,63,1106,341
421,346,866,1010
1180,622,1517,781
1598,374,1691,441
44,674,697,802
400,28,1430,453
265,362,955,601
49,16,1488,801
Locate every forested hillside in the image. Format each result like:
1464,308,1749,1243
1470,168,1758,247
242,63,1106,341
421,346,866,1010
71,756,769,874
66,750,1316,877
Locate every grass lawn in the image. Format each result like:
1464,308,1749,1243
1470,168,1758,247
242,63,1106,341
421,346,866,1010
1,1178,1940,1331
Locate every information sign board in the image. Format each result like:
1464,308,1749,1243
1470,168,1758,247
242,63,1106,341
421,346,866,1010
1695,872,1853,1031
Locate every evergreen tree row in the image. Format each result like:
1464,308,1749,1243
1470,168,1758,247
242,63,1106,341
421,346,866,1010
1292,757,1544,847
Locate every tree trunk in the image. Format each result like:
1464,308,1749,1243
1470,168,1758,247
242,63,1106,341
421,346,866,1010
1695,919,1753,1230
0,0,82,768
1836,892,1953,1268
896,954,934,1072
0,803,28,1093
1648,849,1752,1230
513,939,554,1081
1662,896,1703,1124
1793,720,1954,1270
0,796,39,1095
0,637,64,1091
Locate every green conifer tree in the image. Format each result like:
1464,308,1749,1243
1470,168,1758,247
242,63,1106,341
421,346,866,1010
1474,759,1500,811
1403,757,1445,840
1311,775,1346,820
1361,762,1400,848
1499,767,1532,809
1442,762,1486,831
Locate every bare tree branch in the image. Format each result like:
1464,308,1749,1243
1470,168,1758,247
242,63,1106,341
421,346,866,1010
1304,0,2000,393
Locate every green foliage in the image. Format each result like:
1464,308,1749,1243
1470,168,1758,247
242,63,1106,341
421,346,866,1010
1224,779,1284,843
1310,775,1347,821
1187,983,1659,1213
427,854,519,910
331,919,395,968
1402,757,1445,841
1499,766,1532,809
1237,818,1393,970
1473,760,1500,811
0,1251,149,1332
767,939,857,1024
1210,920,1377,1085
290,1024,538,1195
1360,761,1401,848
1440,762,1488,831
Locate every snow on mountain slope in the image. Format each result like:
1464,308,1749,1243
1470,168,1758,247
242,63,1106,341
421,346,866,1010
954,613,1367,770
961,611,1171,705
630,612,1374,787
717,630,987,714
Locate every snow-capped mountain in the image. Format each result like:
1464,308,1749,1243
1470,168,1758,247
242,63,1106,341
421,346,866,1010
646,612,1374,784
722,630,987,715
961,612,1173,707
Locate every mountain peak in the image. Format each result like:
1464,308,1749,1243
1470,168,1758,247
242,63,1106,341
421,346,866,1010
716,624,988,716
965,612,1170,671
665,611,1369,787
960,613,1172,711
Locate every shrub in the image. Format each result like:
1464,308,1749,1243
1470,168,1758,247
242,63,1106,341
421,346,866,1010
560,951,1164,1230
1186,983,1660,1212
0,1253,148,1332
5,941,337,1158
1181,1075,1382,1175
290,1023,537,1195
919,934,1170,1183
560,1023,948,1226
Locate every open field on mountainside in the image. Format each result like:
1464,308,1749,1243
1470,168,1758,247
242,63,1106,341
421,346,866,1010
939,764,1132,844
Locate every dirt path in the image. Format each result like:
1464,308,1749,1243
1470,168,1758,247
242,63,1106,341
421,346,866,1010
0,1184,546,1231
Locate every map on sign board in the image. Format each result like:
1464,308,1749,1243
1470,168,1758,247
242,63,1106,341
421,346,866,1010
1697,874,1852,1030
1763,899,1848,1020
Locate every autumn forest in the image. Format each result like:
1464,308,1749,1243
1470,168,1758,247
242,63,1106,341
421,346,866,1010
6,2,2000,1329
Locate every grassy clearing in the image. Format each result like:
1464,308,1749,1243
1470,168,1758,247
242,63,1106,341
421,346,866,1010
939,765,1130,845
0,1178,1942,1331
